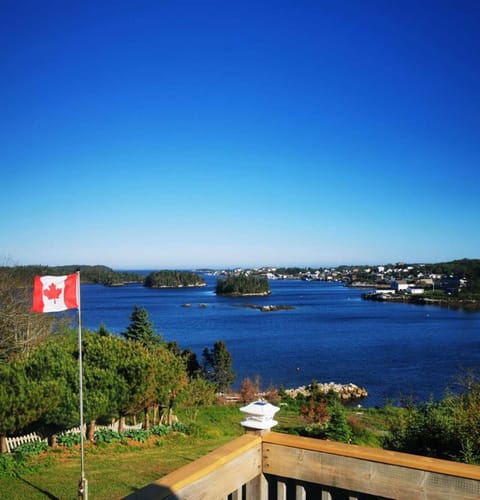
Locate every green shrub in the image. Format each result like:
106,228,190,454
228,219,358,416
0,455,16,476
57,432,81,448
172,422,189,434
13,441,48,457
123,429,151,443
298,424,326,438
382,398,464,461
150,424,170,437
94,429,125,445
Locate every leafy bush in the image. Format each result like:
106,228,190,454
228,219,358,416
0,442,50,477
382,392,480,463
57,432,81,448
172,422,189,434
13,441,48,457
298,424,326,438
150,424,170,437
123,429,151,443
183,422,203,438
0,455,16,476
94,429,125,445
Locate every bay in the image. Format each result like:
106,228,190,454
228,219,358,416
79,274,480,407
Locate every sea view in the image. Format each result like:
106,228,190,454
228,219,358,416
80,273,480,408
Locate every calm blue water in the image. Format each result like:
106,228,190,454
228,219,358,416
79,275,480,407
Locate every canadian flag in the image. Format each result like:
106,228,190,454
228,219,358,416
32,273,79,313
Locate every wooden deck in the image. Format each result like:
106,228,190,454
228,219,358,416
126,432,480,499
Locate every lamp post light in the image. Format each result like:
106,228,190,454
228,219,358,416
240,400,280,436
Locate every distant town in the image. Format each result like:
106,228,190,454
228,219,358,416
204,259,480,309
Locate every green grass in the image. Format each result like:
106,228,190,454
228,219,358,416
0,402,399,498
0,405,243,499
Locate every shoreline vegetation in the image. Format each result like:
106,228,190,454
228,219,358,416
362,291,480,311
2,258,480,309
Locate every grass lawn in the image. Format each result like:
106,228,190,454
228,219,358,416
0,406,244,499
0,402,393,498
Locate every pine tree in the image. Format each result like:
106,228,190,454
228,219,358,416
97,322,110,337
0,359,60,452
122,305,162,347
202,340,235,392
325,400,352,443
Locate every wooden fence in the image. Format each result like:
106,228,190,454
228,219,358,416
5,421,143,453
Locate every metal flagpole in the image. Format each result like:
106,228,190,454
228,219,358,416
76,271,88,499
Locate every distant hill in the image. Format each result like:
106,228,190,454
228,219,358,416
0,265,143,286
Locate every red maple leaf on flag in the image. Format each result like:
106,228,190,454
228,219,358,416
43,283,63,303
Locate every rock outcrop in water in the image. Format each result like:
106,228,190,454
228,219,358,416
285,382,368,401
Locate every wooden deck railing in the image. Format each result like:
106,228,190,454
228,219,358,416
126,433,263,499
127,431,480,499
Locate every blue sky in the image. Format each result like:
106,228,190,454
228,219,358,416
1,0,479,269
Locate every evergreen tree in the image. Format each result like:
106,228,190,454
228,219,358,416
97,322,110,337
167,342,201,378
325,400,352,443
122,305,162,347
0,360,60,453
25,334,80,445
82,333,122,440
183,348,201,378
114,339,156,431
151,345,188,427
202,340,235,392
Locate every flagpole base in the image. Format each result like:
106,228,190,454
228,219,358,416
78,478,88,500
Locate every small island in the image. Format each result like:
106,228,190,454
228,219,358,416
216,274,270,297
237,304,295,312
144,270,206,288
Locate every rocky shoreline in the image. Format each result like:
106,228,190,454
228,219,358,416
363,292,480,311
284,382,368,401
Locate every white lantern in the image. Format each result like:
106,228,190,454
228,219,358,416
240,400,279,431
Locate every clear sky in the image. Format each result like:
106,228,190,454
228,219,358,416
1,0,479,269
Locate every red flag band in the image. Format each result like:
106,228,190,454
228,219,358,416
32,273,79,313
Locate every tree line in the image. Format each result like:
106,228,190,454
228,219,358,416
0,265,143,286
0,265,209,289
